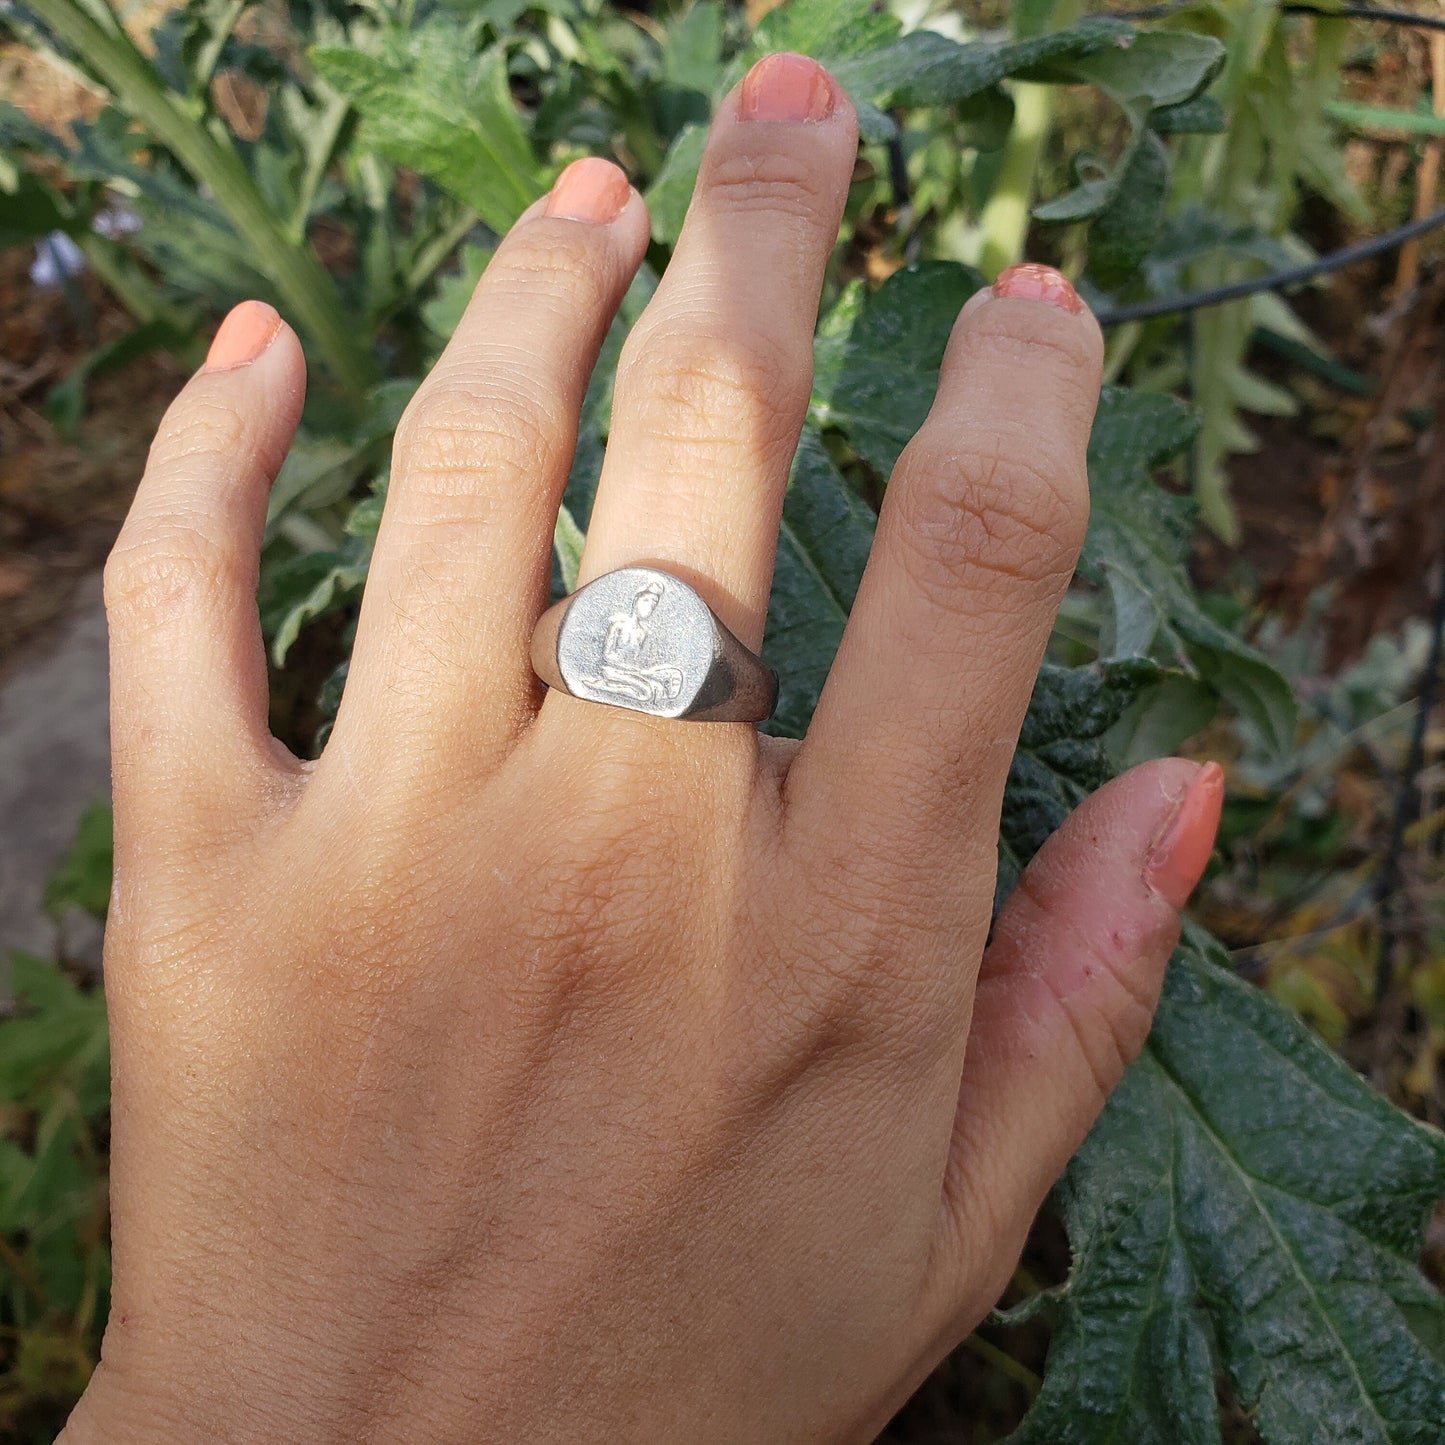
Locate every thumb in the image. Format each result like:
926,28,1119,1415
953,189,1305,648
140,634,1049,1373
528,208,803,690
930,757,1223,1318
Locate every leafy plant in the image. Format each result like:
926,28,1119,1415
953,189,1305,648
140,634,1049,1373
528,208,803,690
1,813,112,1444
3,2,1442,1439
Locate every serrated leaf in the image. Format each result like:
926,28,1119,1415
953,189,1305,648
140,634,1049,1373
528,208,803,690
810,261,984,476
750,0,896,67
763,428,876,738
998,659,1162,900
266,553,369,667
1082,389,1296,751
311,29,542,233
1010,927,1445,1445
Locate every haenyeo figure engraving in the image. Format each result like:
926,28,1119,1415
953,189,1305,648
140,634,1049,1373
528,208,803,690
580,580,685,706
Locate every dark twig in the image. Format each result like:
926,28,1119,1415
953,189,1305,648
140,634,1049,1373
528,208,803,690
1374,550,1445,1003
1095,206,1445,326
1114,3,1445,33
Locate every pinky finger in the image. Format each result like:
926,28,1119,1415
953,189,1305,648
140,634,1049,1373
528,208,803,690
924,758,1224,1326
104,301,305,852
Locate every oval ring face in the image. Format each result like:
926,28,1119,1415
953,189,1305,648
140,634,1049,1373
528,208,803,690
556,566,717,718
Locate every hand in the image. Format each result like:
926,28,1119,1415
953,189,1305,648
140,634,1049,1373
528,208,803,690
66,53,1222,1444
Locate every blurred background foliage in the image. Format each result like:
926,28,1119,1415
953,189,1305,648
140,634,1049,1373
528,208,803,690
3,0,1445,1440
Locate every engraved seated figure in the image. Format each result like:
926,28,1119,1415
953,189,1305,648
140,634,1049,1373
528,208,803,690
582,580,685,706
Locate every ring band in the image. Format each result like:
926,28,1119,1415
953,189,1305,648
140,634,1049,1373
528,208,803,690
530,565,778,723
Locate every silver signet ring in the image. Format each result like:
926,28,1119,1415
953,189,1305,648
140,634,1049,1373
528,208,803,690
530,566,778,723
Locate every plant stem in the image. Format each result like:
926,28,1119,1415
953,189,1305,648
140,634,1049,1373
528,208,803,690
289,89,354,243
963,1332,1043,1394
976,0,1084,278
191,0,251,96
28,0,373,401
977,81,1054,278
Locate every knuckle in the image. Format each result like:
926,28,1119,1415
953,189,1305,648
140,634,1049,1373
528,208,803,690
888,432,1087,609
147,391,248,469
393,383,570,513
104,518,244,628
702,146,832,226
620,318,807,456
486,228,614,305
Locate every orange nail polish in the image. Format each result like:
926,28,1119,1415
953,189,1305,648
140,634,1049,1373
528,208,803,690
1145,762,1225,908
992,262,1085,315
740,53,836,122
204,300,282,372
545,157,632,224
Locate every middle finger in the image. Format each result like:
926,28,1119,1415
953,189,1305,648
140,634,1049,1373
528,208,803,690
565,53,859,662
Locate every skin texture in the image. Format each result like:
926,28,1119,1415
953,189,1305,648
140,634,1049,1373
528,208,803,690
64,55,1221,1445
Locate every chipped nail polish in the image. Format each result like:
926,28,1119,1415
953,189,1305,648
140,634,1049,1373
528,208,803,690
992,262,1085,315
1145,762,1225,908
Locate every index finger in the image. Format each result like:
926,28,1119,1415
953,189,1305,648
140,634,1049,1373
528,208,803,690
784,264,1104,914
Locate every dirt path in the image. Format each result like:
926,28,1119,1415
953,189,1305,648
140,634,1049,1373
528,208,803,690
0,574,108,971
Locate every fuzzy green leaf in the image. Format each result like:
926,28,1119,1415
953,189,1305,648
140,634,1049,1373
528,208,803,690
1034,31,1224,226
1083,388,1296,751
894,17,1133,108
311,28,542,233
810,261,984,477
763,428,877,738
1011,928,1445,1445
998,659,1162,900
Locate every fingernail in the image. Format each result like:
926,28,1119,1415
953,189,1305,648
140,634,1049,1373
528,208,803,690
1145,762,1225,909
204,300,282,372
545,157,632,224
992,262,1085,315
740,52,836,122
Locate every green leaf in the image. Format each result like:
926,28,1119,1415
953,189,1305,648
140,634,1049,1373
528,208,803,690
41,804,113,923
553,501,586,594
1011,927,1445,1445
1150,93,1225,134
1059,30,1226,111
1105,673,1219,768
420,241,494,343
750,0,896,68
1086,128,1169,288
1034,31,1224,226
660,0,726,97
0,954,108,1110
893,18,1134,108
810,261,984,477
1325,98,1445,139
311,28,543,233
998,659,1161,900
763,428,876,738
1082,389,1296,752
0,171,70,249
644,122,708,248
